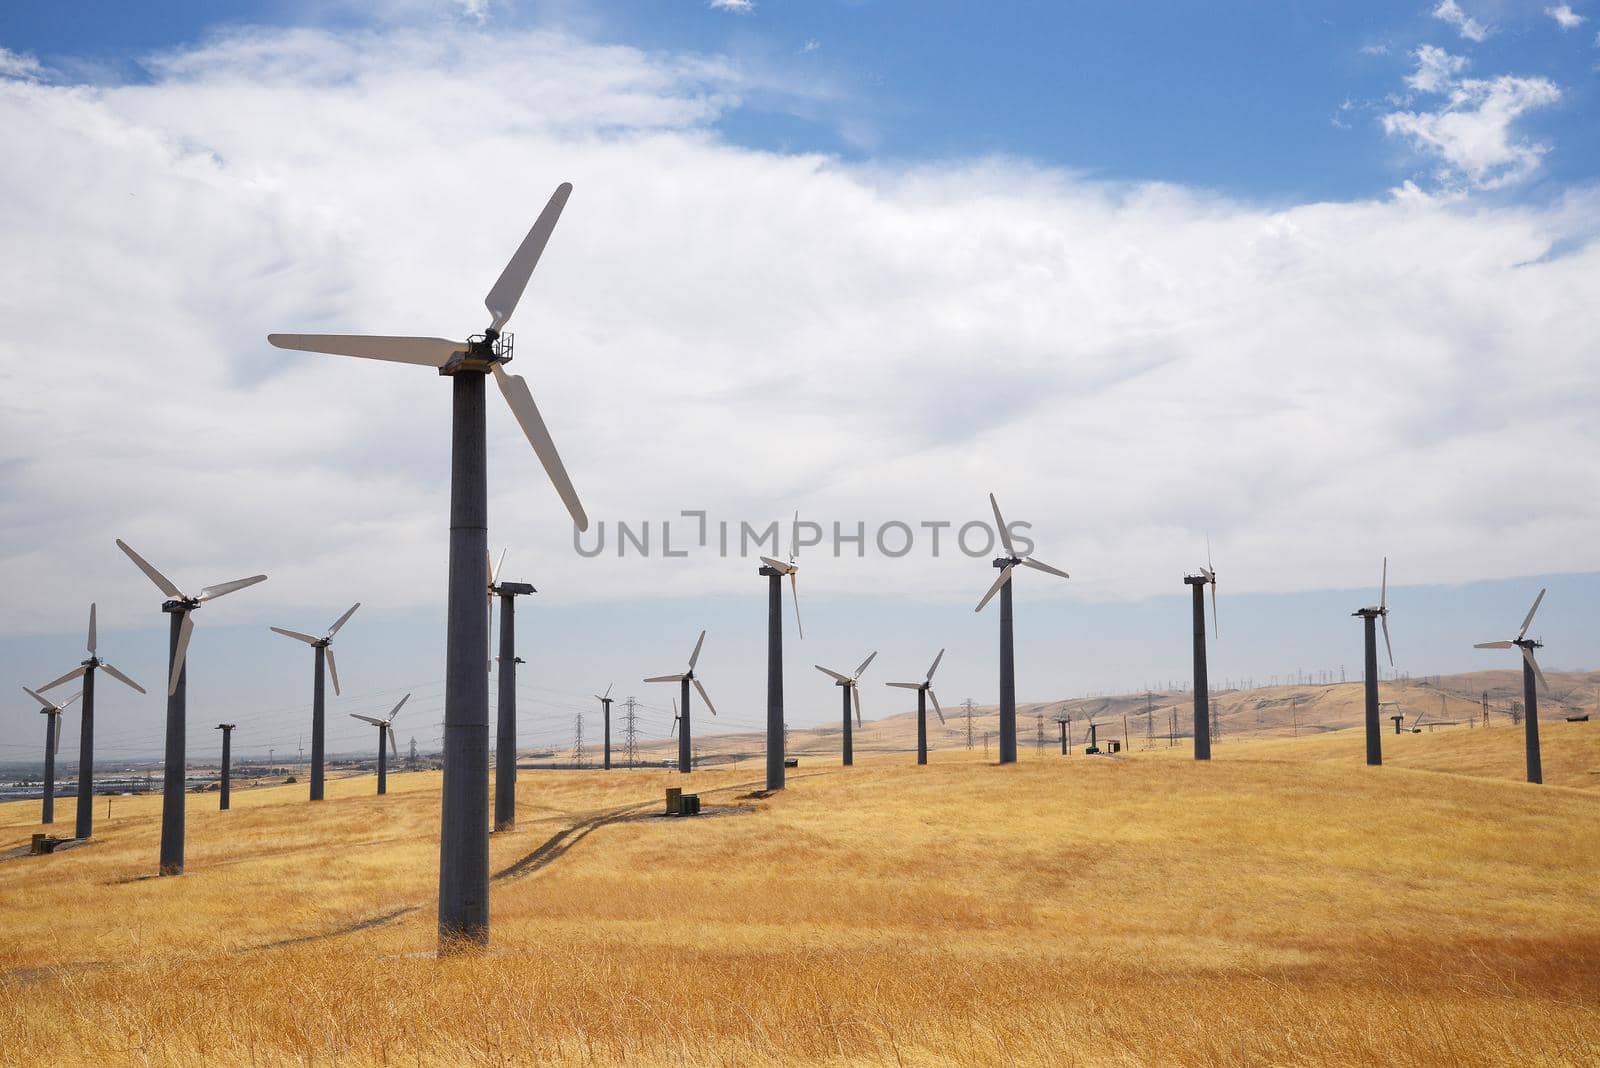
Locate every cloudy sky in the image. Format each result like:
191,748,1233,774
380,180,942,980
1,0,1596,761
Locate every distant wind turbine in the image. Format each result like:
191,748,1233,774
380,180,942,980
270,602,360,802
758,513,803,791
815,652,875,766
886,649,946,766
1475,588,1550,785
22,686,80,826
352,694,411,796
1351,558,1393,767
1183,540,1219,761
116,538,266,876
646,631,718,773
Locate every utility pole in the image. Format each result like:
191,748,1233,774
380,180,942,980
1481,691,1490,728
571,713,586,767
1035,710,1045,752
962,699,976,750
1144,692,1154,748
623,697,639,767
408,736,418,769
1292,694,1301,738
1057,717,1068,754
983,731,990,759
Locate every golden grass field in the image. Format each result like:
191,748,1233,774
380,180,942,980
2,710,1599,1066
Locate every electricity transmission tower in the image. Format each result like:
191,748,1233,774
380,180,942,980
1035,710,1045,752
962,699,976,749
571,713,587,767
983,732,990,758
408,737,418,769
623,697,639,767
1144,692,1154,748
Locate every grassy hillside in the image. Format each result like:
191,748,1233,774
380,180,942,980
2,720,1598,1065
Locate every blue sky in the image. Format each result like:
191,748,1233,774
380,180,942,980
4,1,1597,198
0,1,1596,759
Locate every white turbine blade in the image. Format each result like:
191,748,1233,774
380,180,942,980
1380,556,1388,613
693,678,718,716
267,333,461,367
854,650,877,679
758,556,795,574
271,626,321,646
326,646,341,697
815,665,851,683
1523,646,1550,692
22,686,52,708
99,662,146,695
60,691,82,709
492,548,507,587
492,363,588,532
484,182,573,332
645,673,687,683
926,648,945,681
975,565,1013,612
350,713,386,726
87,603,97,655
929,689,945,724
1380,614,1393,667
1210,578,1219,640
168,611,195,696
116,539,183,599
1206,533,1214,576
388,725,399,759
603,682,613,700
853,685,862,727
1518,587,1547,640
885,682,923,690
688,630,706,669
38,665,88,692
197,575,267,602
989,493,1016,556
389,693,411,720
325,602,361,640
1020,556,1070,580
790,572,803,640
1474,640,1515,649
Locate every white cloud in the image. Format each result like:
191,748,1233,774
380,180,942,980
1432,0,1491,42
1546,4,1586,29
0,46,43,79
800,38,821,54
1384,48,1562,189
0,22,1596,647
1359,42,1391,56
709,0,754,11
1405,44,1468,93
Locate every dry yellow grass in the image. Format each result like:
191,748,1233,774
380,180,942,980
3,720,1599,1066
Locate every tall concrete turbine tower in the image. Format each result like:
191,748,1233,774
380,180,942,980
22,687,80,825
352,694,411,796
35,604,145,838
975,495,1069,764
1184,540,1219,760
757,514,803,791
815,652,876,766
886,649,946,766
269,183,588,952
270,603,361,803
646,631,719,773
116,539,266,876
1351,558,1393,767
1475,588,1550,784
486,550,535,830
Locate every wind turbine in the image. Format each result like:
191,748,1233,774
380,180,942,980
975,494,1069,764
268,183,587,951
352,694,411,796
36,604,145,838
270,603,360,803
487,551,535,830
815,651,876,766
646,631,718,773
1183,539,1219,761
116,539,266,876
886,649,946,766
757,513,804,791
22,686,80,825
215,724,236,810
1475,588,1550,785
1351,557,1393,767
595,685,614,770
